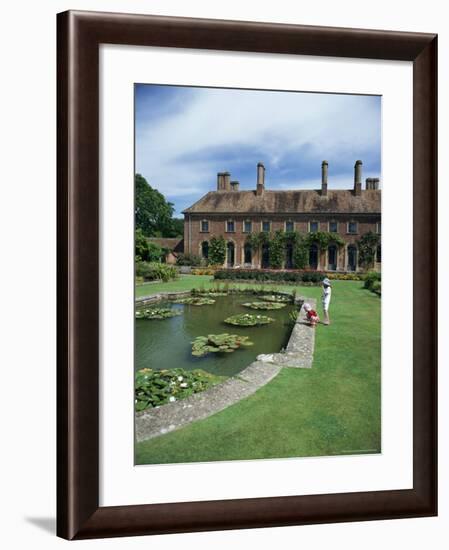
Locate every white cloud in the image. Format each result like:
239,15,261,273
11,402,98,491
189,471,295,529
136,87,380,198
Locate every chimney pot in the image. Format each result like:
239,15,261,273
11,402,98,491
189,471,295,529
230,180,240,191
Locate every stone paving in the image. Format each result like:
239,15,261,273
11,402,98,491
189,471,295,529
135,296,317,442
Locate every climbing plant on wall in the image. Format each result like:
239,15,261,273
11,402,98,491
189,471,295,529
357,231,380,268
208,236,227,265
306,231,345,250
268,230,286,269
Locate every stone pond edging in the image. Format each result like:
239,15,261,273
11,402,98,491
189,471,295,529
135,295,317,442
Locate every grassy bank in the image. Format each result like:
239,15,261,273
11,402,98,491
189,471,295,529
135,276,381,463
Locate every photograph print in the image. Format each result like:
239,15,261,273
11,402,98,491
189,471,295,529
134,84,381,466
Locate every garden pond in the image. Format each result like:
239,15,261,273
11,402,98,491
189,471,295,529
135,293,297,377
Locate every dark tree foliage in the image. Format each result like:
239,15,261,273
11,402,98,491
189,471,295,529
135,174,183,237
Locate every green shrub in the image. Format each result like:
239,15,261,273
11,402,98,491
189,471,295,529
363,271,381,295
209,236,226,265
176,253,203,266
135,368,224,411
135,261,178,282
363,271,381,289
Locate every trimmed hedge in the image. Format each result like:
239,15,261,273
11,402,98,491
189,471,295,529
214,269,326,284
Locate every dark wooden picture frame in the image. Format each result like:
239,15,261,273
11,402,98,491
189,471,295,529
57,10,437,540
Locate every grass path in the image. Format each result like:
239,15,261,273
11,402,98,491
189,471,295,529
135,276,381,464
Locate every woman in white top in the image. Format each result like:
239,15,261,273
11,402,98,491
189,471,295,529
322,277,332,325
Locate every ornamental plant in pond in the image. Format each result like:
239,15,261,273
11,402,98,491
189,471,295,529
260,294,292,303
135,307,182,320
173,297,216,306
191,333,254,357
242,301,287,310
135,368,224,411
224,313,275,326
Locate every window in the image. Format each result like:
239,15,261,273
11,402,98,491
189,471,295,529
227,241,235,267
376,221,381,234
376,244,382,263
201,241,209,259
285,220,294,232
244,243,252,265
243,220,252,233
262,221,271,233
329,221,338,233
328,245,337,271
347,245,357,271
200,220,209,233
348,221,358,234
309,244,319,269
226,220,235,233
309,221,319,233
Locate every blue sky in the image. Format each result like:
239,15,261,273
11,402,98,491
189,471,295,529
135,84,381,216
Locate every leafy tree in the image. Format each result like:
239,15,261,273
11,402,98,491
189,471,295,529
168,218,184,238
135,174,175,237
135,228,150,261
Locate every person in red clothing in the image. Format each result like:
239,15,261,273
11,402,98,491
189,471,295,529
303,302,319,327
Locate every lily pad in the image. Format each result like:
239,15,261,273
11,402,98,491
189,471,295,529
173,297,216,306
224,313,275,326
259,294,292,303
191,333,253,357
135,308,182,320
242,301,287,310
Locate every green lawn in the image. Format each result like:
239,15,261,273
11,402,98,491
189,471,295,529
135,276,381,464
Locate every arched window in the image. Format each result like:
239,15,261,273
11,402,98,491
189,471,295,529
348,245,357,272
309,244,318,270
261,243,270,268
328,244,337,271
244,243,252,266
285,243,294,269
227,241,235,267
376,244,382,263
201,241,209,259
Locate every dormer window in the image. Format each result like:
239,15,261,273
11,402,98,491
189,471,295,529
309,221,319,233
200,220,209,233
226,220,235,233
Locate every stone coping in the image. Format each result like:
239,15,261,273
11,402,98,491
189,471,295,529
135,296,316,442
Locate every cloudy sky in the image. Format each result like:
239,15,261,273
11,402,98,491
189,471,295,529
135,84,381,216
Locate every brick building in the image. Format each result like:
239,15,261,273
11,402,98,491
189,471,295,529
182,161,381,272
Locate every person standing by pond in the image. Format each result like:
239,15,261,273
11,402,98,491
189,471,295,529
322,277,332,325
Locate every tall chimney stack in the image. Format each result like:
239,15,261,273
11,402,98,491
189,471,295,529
354,160,362,196
256,162,265,196
217,172,225,190
223,171,231,191
230,180,240,191
321,160,328,196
